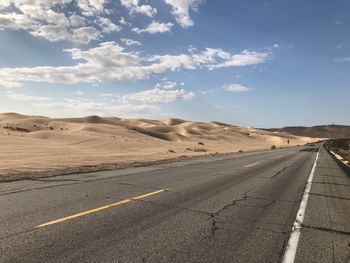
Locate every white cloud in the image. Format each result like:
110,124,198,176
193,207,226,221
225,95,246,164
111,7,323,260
164,0,203,28
34,97,160,115
31,25,101,44
192,48,231,64
0,0,114,44
7,92,52,102
123,88,195,103
146,53,199,74
146,48,268,73
208,50,269,69
214,105,237,110
133,21,174,34
154,80,179,90
42,9,70,27
120,0,157,17
224,83,251,93
47,98,103,111
199,89,215,95
98,17,121,33
0,12,36,30
0,42,269,88
0,0,202,45
0,42,147,88
69,15,86,27
0,1,11,10
119,17,127,25
108,103,160,115
71,26,102,43
335,57,350,62
74,90,84,96
77,0,108,16
0,80,23,89
100,93,114,97
121,37,142,46
161,81,177,89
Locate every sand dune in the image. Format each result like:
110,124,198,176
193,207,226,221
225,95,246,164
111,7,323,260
263,125,350,139
0,113,320,182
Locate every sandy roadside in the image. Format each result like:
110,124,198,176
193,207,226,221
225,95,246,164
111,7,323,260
0,113,320,182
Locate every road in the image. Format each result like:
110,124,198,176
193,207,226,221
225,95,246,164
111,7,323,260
0,144,349,262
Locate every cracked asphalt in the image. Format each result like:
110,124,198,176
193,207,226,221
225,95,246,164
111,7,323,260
0,144,349,262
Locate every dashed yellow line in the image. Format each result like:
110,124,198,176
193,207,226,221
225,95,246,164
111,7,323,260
244,162,260,168
36,189,168,228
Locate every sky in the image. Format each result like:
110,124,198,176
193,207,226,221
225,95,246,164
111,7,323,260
0,0,349,127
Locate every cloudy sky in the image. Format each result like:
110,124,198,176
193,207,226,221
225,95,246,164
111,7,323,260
0,0,349,127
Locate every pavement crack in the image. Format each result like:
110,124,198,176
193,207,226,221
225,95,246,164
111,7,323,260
263,199,277,209
213,198,242,216
28,178,82,182
254,225,289,235
227,215,288,227
0,228,38,241
0,181,163,197
309,192,350,201
113,182,164,191
206,200,240,239
205,190,251,239
137,190,285,240
301,224,350,236
142,248,160,262
207,213,220,239
244,195,297,203
318,174,344,178
235,204,266,209
312,182,350,187
135,199,212,216
0,183,84,197
317,166,342,170
270,166,288,178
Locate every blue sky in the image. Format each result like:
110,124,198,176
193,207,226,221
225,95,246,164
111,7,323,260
0,0,349,127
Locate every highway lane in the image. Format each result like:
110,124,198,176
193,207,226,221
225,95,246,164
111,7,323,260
0,144,349,262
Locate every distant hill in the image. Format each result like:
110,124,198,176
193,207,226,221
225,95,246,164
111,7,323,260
263,125,350,139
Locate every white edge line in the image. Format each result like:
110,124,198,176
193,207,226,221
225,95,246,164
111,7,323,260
281,146,321,263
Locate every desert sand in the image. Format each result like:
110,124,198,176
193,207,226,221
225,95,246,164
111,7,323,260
0,113,319,182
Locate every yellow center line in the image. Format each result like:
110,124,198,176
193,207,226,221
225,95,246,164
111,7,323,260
244,162,261,168
36,188,168,228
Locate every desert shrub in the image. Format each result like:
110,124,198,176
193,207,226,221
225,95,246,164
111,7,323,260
168,149,175,153
194,147,207,152
271,145,277,150
238,150,244,153
198,142,205,145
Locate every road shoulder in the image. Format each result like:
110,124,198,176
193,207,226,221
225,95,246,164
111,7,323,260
295,147,350,263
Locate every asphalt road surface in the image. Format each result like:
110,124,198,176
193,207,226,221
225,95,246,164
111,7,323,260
1,144,349,262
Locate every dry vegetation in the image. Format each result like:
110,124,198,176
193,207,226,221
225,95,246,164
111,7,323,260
328,139,350,162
